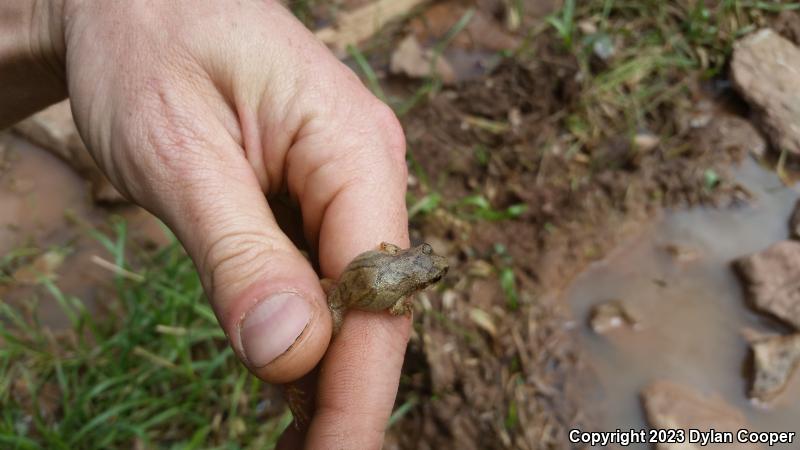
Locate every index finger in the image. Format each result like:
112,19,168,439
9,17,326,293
292,102,411,448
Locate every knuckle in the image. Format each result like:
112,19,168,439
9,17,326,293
369,101,407,169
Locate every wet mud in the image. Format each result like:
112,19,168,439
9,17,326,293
0,136,166,329
568,159,800,446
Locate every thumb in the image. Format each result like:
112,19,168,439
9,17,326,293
142,119,332,384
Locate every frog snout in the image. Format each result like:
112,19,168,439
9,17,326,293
431,264,448,282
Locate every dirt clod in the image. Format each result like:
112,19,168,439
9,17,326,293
750,333,800,403
734,240,800,330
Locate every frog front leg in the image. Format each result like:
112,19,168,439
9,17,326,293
380,242,401,255
323,279,347,335
388,297,413,316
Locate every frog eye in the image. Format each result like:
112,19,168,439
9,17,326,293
422,243,432,255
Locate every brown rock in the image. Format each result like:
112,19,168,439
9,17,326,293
790,199,800,240
750,334,800,403
642,381,757,450
734,240,800,329
13,101,125,203
731,29,800,158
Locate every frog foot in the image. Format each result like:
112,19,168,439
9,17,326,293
389,297,413,316
380,242,401,255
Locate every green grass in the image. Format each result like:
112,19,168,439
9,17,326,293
0,219,291,449
562,0,800,150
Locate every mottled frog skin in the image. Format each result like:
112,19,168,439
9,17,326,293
327,242,449,334
286,242,449,426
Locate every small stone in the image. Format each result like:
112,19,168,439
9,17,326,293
589,299,637,334
750,333,800,403
734,240,800,329
633,132,659,152
731,29,800,159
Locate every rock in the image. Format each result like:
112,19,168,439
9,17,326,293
641,381,757,450
734,240,800,329
589,299,637,334
731,29,800,159
13,101,125,204
390,35,456,84
790,199,800,240
750,333,800,403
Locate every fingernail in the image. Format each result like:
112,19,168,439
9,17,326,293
240,293,311,368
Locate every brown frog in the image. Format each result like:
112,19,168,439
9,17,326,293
286,242,449,425
326,242,449,334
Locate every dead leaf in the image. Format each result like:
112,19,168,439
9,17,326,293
390,34,456,84
12,250,66,284
469,307,497,336
315,0,428,54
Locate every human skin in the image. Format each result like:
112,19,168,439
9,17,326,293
1,1,410,448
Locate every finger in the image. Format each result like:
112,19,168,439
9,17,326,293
135,93,332,384
288,100,411,448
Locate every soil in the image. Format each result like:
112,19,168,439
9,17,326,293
0,135,167,329
391,28,756,450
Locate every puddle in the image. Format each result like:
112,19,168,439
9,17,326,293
567,158,800,446
0,136,167,329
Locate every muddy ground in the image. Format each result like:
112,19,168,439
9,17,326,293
388,5,800,450
3,1,800,449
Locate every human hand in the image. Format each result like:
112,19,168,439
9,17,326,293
51,1,410,447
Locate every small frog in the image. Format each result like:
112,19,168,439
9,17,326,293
286,242,449,425
326,242,449,334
